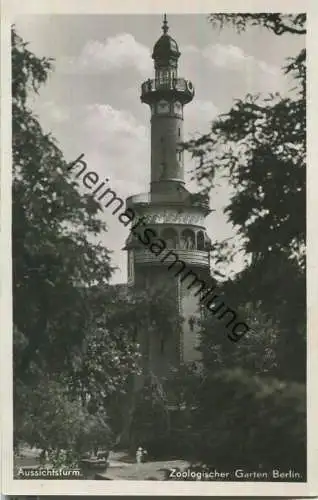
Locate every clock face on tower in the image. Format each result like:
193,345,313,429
157,100,170,114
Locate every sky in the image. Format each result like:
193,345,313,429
14,14,304,283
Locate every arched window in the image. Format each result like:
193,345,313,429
180,229,195,250
158,69,170,86
204,233,212,251
161,227,178,249
197,231,205,250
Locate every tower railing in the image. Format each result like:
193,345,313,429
141,77,194,104
134,248,210,268
127,192,182,205
126,191,210,211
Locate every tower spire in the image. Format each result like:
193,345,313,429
162,13,169,34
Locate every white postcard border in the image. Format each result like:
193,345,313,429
1,0,317,496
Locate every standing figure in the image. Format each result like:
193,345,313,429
136,446,143,464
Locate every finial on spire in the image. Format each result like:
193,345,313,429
162,13,169,34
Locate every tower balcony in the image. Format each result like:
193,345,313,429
127,191,185,208
134,248,210,269
126,190,210,213
141,77,194,105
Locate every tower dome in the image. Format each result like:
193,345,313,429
152,14,180,66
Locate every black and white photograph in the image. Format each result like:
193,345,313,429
1,0,316,496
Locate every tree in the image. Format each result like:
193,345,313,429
199,300,279,377
208,13,306,36
185,63,305,267
193,368,306,476
14,376,113,471
12,27,113,379
199,250,306,382
183,13,306,382
12,27,143,456
171,14,308,473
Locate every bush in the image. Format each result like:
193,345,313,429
14,377,113,467
193,368,306,476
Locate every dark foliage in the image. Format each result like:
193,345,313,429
193,369,306,476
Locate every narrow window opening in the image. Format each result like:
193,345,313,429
133,327,138,342
160,338,165,354
189,316,195,332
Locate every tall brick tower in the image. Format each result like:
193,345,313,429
124,15,211,378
